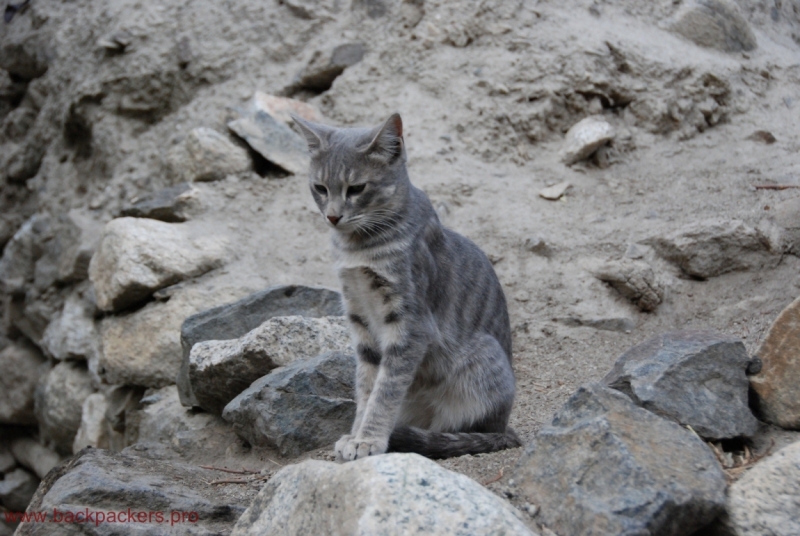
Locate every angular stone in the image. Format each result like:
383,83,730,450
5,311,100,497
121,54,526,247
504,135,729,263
120,183,200,223
54,210,103,285
0,468,38,512
228,110,309,174
223,351,355,456
169,127,251,182
751,296,800,429
773,196,800,255
9,438,61,480
513,383,726,536
643,218,774,279
727,441,800,536
34,362,95,455
72,393,110,453
287,43,366,94
178,284,341,407
192,316,351,415
590,258,664,312
667,0,756,53
88,217,227,312
0,214,50,295
251,92,323,125
560,116,614,165
232,453,536,536
538,181,571,201
604,331,758,439
0,342,48,425
41,291,99,362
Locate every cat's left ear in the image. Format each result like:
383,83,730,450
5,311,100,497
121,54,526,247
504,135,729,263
363,113,405,163
291,114,329,155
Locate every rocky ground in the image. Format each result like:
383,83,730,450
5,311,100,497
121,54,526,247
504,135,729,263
2,0,800,534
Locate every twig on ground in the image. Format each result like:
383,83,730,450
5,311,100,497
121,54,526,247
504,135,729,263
199,465,258,475
753,184,800,190
482,467,505,486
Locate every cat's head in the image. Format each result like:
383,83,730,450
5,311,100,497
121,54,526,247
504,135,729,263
293,113,409,235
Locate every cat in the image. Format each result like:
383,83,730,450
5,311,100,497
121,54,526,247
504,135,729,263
293,112,521,460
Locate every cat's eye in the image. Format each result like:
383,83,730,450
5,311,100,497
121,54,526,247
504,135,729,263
346,184,366,197
314,184,328,195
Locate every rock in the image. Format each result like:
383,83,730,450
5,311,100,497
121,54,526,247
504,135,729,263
104,385,145,451
667,0,757,53
169,127,251,182
231,453,536,536
0,441,14,474
100,283,252,389
120,183,200,223
178,284,341,407
223,351,356,456
9,438,61,480
727,440,800,536
88,217,227,312
751,296,800,429
772,196,800,255
251,91,323,125
0,214,49,295
524,235,550,256
72,393,110,453
0,468,38,512
538,181,571,200
555,314,636,333
285,43,366,94
192,316,351,415
604,330,758,439
34,362,95,455
513,383,726,536
0,342,48,425
746,130,777,144
40,291,99,362
54,210,103,284
560,116,614,165
15,447,253,536
589,258,664,312
228,109,310,174
643,218,774,279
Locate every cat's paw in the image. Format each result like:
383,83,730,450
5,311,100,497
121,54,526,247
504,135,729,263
335,435,388,462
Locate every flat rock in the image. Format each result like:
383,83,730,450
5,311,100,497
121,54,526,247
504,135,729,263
751,296,800,429
667,0,757,53
228,110,309,174
223,351,356,456
589,258,664,312
231,453,536,536
538,181,571,200
88,217,227,312
285,42,366,94
120,183,200,223
0,468,38,512
34,362,95,455
178,284,341,407
513,383,726,536
0,342,48,425
15,447,254,536
9,439,61,480
643,218,774,279
251,92,323,125
727,440,800,536
72,393,110,453
604,330,758,439
192,316,351,415
168,127,251,182
560,116,614,165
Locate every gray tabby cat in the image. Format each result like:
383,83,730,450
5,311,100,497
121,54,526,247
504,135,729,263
293,112,520,460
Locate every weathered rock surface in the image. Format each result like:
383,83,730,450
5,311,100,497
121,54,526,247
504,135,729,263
15,447,254,536
751,296,800,429
53,211,103,285
514,383,726,536
178,284,341,407
41,291,99,362
0,214,49,295
589,258,664,312
250,92,322,125
560,116,615,165
643,219,774,279
0,468,39,512
228,109,309,174
168,127,251,182
72,393,110,453
223,351,355,456
191,316,351,415
667,0,757,53
726,440,800,536
34,362,95,455
772,196,800,255
0,342,48,425
232,453,536,536
285,42,366,94
538,181,571,201
604,330,758,439
9,438,61,480
88,217,227,312
120,183,200,223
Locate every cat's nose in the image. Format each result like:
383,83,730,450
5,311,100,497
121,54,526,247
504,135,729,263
327,215,342,226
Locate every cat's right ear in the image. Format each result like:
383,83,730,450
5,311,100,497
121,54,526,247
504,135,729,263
291,114,328,155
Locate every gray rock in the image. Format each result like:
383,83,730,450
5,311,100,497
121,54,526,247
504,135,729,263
513,383,726,536
223,351,356,456
41,291,99,362
15,447,253,536
772,196,800,255
168,127,251,182
231,453,536,536
560,116,615,165
34,362,95,455
9,438,61,480
286,42,366,94
589,258,664,312
604,331,758,439
54,210,103,285
727,440,800,536
72,393,110,453
0,441,15,474
667,0,757,53
88,217,227,312
120,183,200,223
104,385,145,452
191,315,351,415
0,214,50,295
643,218,774,279
0,342,48,425
228,110,309,174
178,284,341,407
750,296,800,429
0,468,39,512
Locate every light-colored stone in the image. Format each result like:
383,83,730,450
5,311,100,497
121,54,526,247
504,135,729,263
0,342,48,425
55,210,103,284
34,362,95,455
589,258,664,312
120,183,201,223
73,393,110,453
751,296,800,429
0,214,49,295
228,111,310,174
232,453,536,536
667,0,756,53
88,217,227,312
41,291,99,362
0,468,38,512
252,92,323,125
9,438,61,480
169,127,251,182
560,116,614,165
538,181,571,200
773,196,800,255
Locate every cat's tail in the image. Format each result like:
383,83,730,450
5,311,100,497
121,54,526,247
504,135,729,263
388,426,523,459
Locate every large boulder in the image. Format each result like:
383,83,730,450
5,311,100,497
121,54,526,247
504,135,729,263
223,351,355,456
0,342,48,425
231,453,536,536
604,330,758,439
178,284,341,407
513,383,726,536
88,218,227,312
666,0,757,53
34,362,95,455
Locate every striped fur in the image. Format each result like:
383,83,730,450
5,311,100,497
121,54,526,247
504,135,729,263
294,113,520,460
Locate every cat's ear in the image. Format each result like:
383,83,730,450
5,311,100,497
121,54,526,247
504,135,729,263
291,114,328,155
363,113,405,163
